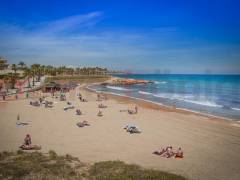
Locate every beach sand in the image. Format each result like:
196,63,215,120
0,85,240,180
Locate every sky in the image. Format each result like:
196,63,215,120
0,0,240,74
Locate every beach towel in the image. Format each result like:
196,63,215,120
19,145,41,150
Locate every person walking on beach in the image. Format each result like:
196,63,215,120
135,106,138,113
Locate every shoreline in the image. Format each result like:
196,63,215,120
85,84,239,125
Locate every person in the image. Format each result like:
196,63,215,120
135,106,138,113
175,147,184,158
97,110,103,117
153,147,166,155
97,94,100,101
76,109,82,115
17,114,20,121
164,146,174,158
26,92,29,99
79,95,82,101
24,134,32,146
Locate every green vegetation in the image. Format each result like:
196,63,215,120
89,161,186,180
0,57,109,91
45,75,110,84
0,151,186,180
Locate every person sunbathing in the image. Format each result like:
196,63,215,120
153,147,166,155
30,101,40,106
24,134,32,146
77,121,90,127
45,101,52,108
162,146,174,158
128,106,138,114
175,147,184,158
97,110,103,117
76,109,82,115
81,98,87,102
135,106,138,113
98,104,107,108
82,121,89,126
20,135,41,150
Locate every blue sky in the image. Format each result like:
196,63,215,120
0,0,240,74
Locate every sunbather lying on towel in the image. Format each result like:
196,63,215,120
123,124,135,130
153,147,167,155
162,146,175,158
128,126,141,133
19,134,41,150
30,101,40,106
97,110,103,117
98,104,107,108
128,106,138,114
64,105,75,111
76,109,82,115
153,146,183,159
175,147,184,158
76,121,90,127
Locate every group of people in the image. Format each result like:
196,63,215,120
22,88,185,159
30,96,54,108
153,146,184,158
78,93,87,102
19,134,41,150
128,106,138,114
97,93,108,101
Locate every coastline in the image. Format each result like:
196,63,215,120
86,84,239,126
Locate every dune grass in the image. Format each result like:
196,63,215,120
0,151,186,180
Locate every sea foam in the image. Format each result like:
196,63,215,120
106,86,130,91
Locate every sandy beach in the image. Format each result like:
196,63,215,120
1,85,240,180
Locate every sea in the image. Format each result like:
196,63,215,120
89,74,240,120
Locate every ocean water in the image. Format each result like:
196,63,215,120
90,74,240,120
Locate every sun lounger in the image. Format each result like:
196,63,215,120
124,124,141,133
76,121,90,127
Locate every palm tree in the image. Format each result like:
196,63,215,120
23,68,31,88
31,64,41,82
0,57,8,70
11,64,17,74
18,61,26,69
4,73,18,89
